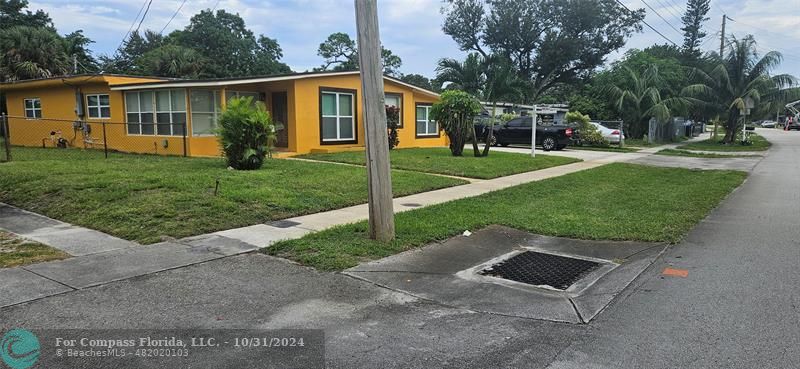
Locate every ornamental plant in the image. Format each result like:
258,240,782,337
567,110,609,147
217,96,276,170
386,105,400,149
430,90,482,156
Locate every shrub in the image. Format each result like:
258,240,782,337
386,105,400,149
430,90,482,156
217,96,276,170
567,111,609,147
499,113,518,123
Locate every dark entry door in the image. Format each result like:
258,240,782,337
272,92,289,148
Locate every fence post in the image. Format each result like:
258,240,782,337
2,113,11,162
102,121,108,159
619,120,625,148
182,121,188,157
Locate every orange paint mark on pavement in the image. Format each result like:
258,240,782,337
662,267,689,278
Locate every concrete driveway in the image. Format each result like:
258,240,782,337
1,129,798,368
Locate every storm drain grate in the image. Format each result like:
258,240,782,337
479,251,601,290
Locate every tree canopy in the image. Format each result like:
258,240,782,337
441,0,645,100
316,32,402,76
681,0,711,59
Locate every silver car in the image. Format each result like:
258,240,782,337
589,122,623,144
761,120,776,128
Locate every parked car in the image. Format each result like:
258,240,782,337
761,120,777,128
479,116,573,151
589,121,623,144
787,121,800,131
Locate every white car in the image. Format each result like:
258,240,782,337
760,120,776,128
589,122,623,144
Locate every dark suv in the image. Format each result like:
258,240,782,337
481,116,574,151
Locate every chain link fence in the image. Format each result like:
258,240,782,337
0,114,188,162
647,117,689,143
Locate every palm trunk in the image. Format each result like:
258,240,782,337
470,125,481,157
482,104,496,157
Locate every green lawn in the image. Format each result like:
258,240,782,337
298,147,581,179
0,147,467,244
1,231,69,268
655,149,762,158
623,138,663,147
268,163,747,271
677,134,771,152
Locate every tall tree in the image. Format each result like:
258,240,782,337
684,36,800,143
316,32,402,75
0,0,52,30
398,73,436,91
135,45,204,78
0,26,70,81
435,53,486,96
64,30,98,73
681,0,711,59
172,9,290,77
100,30,164,74
608,65,688,139
442,0,644,101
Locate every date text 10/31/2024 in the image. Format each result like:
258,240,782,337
54,336,306,349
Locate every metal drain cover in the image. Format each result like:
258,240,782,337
479,251,601,290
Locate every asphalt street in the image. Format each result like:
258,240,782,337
0,129,797,368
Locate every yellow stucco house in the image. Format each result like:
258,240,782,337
1,71,445,157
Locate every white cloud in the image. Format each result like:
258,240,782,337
27,0,800,77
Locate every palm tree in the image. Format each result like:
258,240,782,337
481,56,523,156
436,53,487,156
136,45,205,79
0,26,70,81
435,53,486,96
684,36,799,143
608,65,688,139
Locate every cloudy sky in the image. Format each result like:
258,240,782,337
29,0,800,78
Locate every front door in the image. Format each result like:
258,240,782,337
272,92,289,148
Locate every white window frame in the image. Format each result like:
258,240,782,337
124,89,186,137
86,94,111,119
23,98,42,119
416,104,438,137
190,89,220,136
321,90,356,142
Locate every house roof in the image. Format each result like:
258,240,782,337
107,70,441,98
0,74,174,90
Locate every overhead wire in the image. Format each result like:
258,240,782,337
615,0,679,46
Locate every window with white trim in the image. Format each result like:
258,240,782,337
416,104,437,136
86,94,110,119
190,90,220,136
23,98,42,118
124,89,186,136
320,90,355,142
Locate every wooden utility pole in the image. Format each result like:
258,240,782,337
354,0,395,241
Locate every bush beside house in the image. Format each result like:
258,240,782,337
217,96,276,170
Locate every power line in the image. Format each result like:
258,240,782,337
211,0,222,12
639,0,683,36
115,0,149,52
160,0,188,34
133,0,153,36
615,0,679,46
652,0,683,20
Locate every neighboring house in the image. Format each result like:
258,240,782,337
480,102,568,125
1,70,444,157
